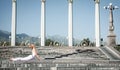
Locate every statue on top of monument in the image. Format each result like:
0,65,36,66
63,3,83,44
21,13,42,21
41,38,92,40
104,3,118,31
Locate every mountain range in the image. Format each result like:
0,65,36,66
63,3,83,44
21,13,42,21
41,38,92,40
0,30,39,43
0,30,81,45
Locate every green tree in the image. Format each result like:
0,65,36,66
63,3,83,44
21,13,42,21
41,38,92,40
80,38,90,46
45,39,54,46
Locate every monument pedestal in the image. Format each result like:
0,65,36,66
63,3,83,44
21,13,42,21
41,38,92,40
107,33,116,47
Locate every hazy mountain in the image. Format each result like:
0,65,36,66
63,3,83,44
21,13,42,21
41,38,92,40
0,30,39,43
17,33,29,38
47,35,68,45
0,30,10,37
0,30,81,45
0,30,10,41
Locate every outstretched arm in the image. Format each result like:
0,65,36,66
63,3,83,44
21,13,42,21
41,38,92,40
36,54,41,61
31,44,41,61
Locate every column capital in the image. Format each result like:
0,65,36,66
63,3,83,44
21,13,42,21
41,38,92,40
12,0,16,2
68,0,73,3
94,0,100,4
41,0,46,2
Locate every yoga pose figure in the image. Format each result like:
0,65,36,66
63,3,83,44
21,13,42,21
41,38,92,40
10,44,40,61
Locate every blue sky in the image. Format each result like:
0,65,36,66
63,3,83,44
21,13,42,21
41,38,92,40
0,0,120,44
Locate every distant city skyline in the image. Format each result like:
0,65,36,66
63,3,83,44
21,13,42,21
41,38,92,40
0,0,120,44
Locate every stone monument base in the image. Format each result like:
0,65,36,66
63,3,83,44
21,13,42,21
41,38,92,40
107,34,116,47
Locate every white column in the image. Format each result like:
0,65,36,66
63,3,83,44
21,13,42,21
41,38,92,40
41,0,46,46
95,0,100,47
68,0,73,47
11,0,17,46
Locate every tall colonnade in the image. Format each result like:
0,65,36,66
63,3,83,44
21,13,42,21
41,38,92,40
11,0,101,47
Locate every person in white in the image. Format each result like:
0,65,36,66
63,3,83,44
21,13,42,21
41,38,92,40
10,44,40,61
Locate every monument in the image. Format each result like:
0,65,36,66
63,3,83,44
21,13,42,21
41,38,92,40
10,0,102,47
94,0,101,47
41,0,46,46
11,0,17,46
1,0,120,70
68,0,73,47
104,3,119,47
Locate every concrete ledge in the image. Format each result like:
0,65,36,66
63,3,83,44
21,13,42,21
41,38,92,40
105,46,120,59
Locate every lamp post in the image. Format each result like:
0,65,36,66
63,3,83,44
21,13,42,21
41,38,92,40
104,3,118,47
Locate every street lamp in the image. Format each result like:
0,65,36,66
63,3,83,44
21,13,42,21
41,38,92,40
104,3,119,47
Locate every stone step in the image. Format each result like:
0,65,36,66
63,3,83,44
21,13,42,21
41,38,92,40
0,67,120,70
0,47,108,61
0,60,120,68
0,64,120,70
0,60,120,70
